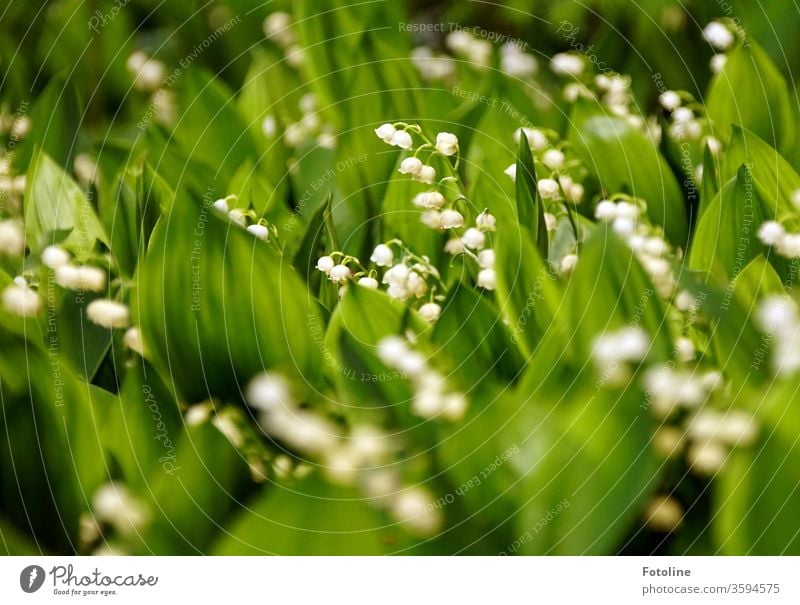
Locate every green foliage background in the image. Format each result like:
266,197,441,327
0,0,799,555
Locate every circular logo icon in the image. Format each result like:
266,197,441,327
20,565,45,593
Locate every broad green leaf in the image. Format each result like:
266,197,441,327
515,134,548,257
493,221,562,358
133,422,253,554
14,75,81,171
721,126,800,231
689,165,769,282
432,284,524,389
0,327,107,552
568,98,688,245
211,474,390,555
176,68,259,182
706,39,794,153
24,151,108,258
137,193,324,403
714,378,800,554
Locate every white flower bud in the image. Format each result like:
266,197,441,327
399,157,423,175
612,216,636,237
41,245,70,269
2,283,40,317
644,495,684,532
417,165,436,184
246,224,270,240
477,248,495,269
377,336,409,366
703,21,735,51
356,276,379,289
542,149,565,171
544,212,558,231
537,178,560,200
390,488,442,537
92,483,149,536
757,221,786,246
560,253,578,274
263,11,294,47
55,265,106,292
551,53,584,76
477,268,496,290
419,302,442,323
500,47,537,78
420,210,442,229
476,211,496,232
247,371,292,413
594,200,617,221
659,90,682,111
374,123,396,143
757,296,798,332
567,183,584,204
328,264,352,283
444,238,465,255
503,164,517,181
440,209,464,229
515,127,548,150
462,227,486,250
435,132,459,156
123,327,144,356
0,220,24,256
687,440,728,476
261,115,277,138
777,234,800,258
389,130,413,149
213,198,229,213
710,53,727,73
86,299,130,329
412,191,445,209
370,244,394,267
316,256,335,273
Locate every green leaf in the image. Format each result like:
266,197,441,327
134,421,253,554
689,165,769,282
714,378,800,554
432,284,524,389
515,134,548,257
211,474,390,555
176,69,259,182
706,39,794,153
137,193,324,403
14,75,81,171
568,98,688,245
721,126,800,231
0,327,107,552
24,151,108,258
493,222,562,358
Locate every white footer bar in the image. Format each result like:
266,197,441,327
0,557,795,603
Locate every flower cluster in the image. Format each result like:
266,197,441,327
594,197,678,298
703,20,736,72
212,195,276,241
263,11,305,69
504,129,586,205
246,370,442,535
317,241,445,317
684,408,757,476
378,336,468,422
591,326,650,385
279,93,336,150
757,219,800,259
375,124,499,292
445,30,492,68
756,296,800,376
410,46,456,81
